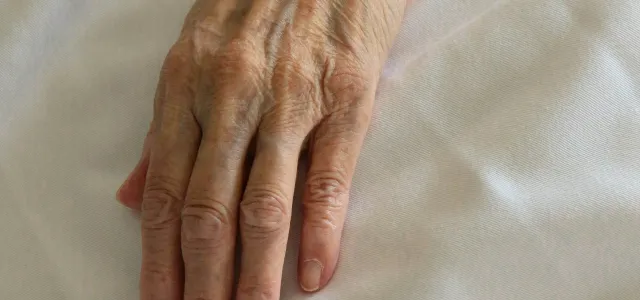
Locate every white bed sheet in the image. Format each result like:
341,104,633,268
2,0,640,299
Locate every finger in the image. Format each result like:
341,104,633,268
140,50,200,300
298,105,371,292
117,124,154,211
140,114,200,300
181,109,256,300
235,131,304,300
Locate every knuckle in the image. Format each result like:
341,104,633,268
194,90,257,135
315,107,371,143
214,38,262,81
274,54,315,95
141,260,174,283
181,200,233,252
257,113,309,143
158,101,198,131
194,41,264,131
240,186,289,238
326,66,369,104
162,44,191,76
304,171,350,228
272,44,316,99
141,175,184,229
201,122,250,155
192,18,225,46
200,39,262,116
159,44,196,108
263,58,318,136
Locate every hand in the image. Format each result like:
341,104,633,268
116,0,407,298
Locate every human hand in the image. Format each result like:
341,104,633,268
116,0,407,298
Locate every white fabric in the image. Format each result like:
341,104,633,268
2,0,640,299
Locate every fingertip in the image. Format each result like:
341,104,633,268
298,226,341,293
116,184,143,210
116,155,150,211
300,259,324,292
299,251,341,293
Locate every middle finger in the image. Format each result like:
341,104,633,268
181,75,259,299
235,129,305,299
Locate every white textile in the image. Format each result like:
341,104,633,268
1,0,640,299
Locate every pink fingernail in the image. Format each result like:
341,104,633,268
300,259,323,292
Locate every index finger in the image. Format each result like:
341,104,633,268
139,50,201,300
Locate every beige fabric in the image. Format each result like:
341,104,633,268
2,0,640,299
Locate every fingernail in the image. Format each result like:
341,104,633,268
301,259,323,292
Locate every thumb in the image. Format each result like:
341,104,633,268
116,126,154,211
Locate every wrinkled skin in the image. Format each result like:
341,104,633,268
116,0,407,299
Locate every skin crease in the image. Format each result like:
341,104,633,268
116,0,408,299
